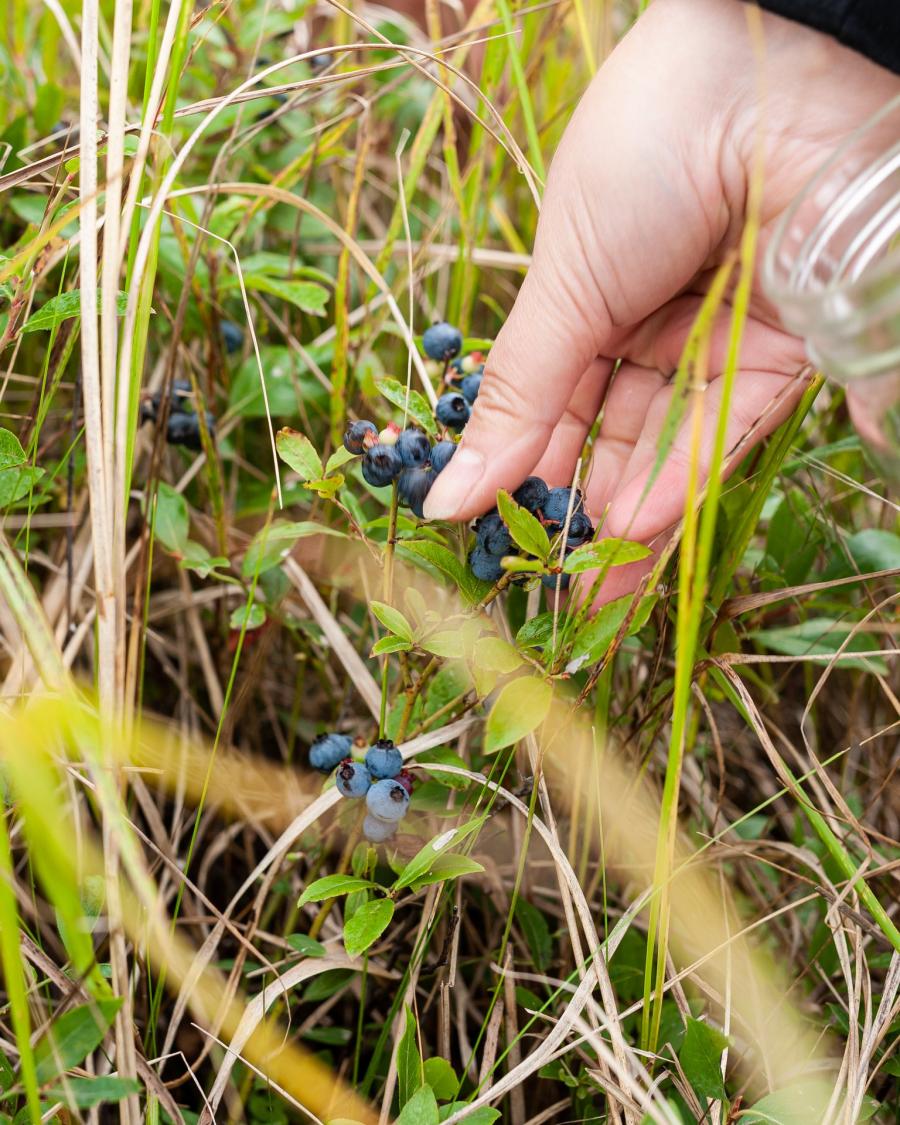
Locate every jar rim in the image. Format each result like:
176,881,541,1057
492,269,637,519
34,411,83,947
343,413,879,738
763,94,900,327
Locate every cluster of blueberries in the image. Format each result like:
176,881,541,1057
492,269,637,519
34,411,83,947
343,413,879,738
309,732,412,843
341,321,487,517
140,379,216,452
424,321,485,433
470,477,593,590
139,322,242,450
343,420,455,518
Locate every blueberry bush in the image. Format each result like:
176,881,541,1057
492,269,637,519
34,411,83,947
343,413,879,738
0,3,898,1125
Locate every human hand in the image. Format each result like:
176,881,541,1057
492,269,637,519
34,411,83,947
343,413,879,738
423,0,900,601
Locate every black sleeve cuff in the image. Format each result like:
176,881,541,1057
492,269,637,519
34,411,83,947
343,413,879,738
756,0,900,74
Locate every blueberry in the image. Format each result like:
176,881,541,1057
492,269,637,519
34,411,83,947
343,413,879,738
430,440,456,474
513,477,549,515
448,357,466,377
422,321,463,362
309,732,352,772
542,487,584,525
366,778,410,821
397,466,435,518
395,768,414,795
343,419,378,455
565,510,594,545
397,428,432,467
541,571,571,591
167,410,215,451
362,813,397,843
460,373,482,404
221,321,244,354
141,379,193,423
365,739,403,780
476,511,512,556
310,51,335,71
468,545,504,583
435,392,470,431
336,760,372,799
362,444,403,487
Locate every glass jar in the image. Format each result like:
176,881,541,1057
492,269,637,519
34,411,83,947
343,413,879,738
763,95,900,483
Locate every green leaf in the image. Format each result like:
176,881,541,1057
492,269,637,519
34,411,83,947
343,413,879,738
377,378,437,435
229,345,329,419
286,933,327,957
740,1079,836,1123
473,636,523,674
242,519,343,578
371,636,413,656
275,429,323,482
34,998,122,1083
397,1007,424,1109
678,1017,728,1102
229,603,266,632
400,540,491,605
46,1076,140,1109
152,483,189,555
514,899,552,972
0,1049,14,1092
844,528,900,572
241,274,329,314
422,1058,457,1102
343,898,394,958
179,541,230,578
516,613,555,650
370,601,414,643
20,290,128,333
298,874,374,907
496,490,551,561
325,446,357,475
484,676,553,753
749,617,886,674
0,428,43,509
409,853,485,890
393,819,484,891
420,630,466,659
563,538,652,573
438,1105,500,1124
569,594,654,670
396,1085,439,1125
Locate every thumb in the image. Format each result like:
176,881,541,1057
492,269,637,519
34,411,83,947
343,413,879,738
423,239,605,520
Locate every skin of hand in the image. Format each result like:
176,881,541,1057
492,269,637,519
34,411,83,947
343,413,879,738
423,0,900,602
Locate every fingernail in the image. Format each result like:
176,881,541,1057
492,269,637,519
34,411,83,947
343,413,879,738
423,446,485,519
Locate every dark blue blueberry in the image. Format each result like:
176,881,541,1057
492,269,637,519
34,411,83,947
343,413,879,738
460,372,482,404
142,379,193,423
422,321,463,362
430,440,456,474
476,511,512,556
309,732,353,772
343,419,378,455
565,510,594,545
435,392,470,431
542,487,584,525
362,444,402,487
221,321,244,354
362,813,396,843
468,545,504,583
397,428,432,467
541,572,571,591
310,52,335,71
167,410,215,451
365,740,403,780
397,466,435,518
513,477,549,515
366,778,410,821
336,760,372,799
